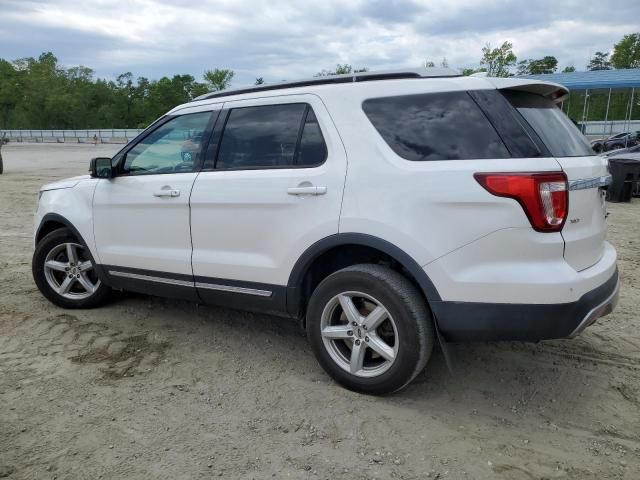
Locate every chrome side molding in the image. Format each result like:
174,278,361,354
195,282,272,297
109,270,194,287
568,175,612,191
108,270,272,297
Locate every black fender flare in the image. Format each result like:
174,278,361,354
286,233,441,317
36,213,87,247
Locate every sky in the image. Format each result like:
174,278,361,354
1,0,639,86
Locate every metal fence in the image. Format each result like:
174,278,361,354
2,129,145,144
582,120,640,136
3,119,640,144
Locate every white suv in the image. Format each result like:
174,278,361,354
33,69,619,394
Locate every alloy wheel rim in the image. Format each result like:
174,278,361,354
43,242,100,300
320,291,398,378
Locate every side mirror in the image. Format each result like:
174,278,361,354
90,157,113,178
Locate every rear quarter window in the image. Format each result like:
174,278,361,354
501,90,595,158
362,91,510,161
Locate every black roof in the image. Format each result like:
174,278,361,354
193,67,461,101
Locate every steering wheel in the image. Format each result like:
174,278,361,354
173,160,193,172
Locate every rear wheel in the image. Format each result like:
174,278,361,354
307,264,434,394
32,228,111,308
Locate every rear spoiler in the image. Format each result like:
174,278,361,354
485,78,569,103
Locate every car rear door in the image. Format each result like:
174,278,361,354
189,94,347,311
502,89,610,271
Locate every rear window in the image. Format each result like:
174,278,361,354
502,90,595,157
362,92,510,161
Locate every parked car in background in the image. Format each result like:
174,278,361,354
592,131,640,153
32,69,619,394
606,143,640,158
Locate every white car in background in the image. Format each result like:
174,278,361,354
33,69,619,394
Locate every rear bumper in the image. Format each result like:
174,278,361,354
431,268,619,342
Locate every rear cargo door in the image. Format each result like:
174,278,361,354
553,155,609,271
502,90,609,271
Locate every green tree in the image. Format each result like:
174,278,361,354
461,67,486,76
315,64,368,77
480,42,517,77
530,56,558,74
587,51,611,71
517,56,558,75
0,59,21,128
562,65,576,73
611,33,640,69
516,60,529,75
0,52,242,129
116,72,136,127
203,68,234,92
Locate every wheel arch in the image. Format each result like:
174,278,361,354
36,213,87,247
286,233,441,321
35,213,109,285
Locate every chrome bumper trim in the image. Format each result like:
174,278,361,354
568,279,620,337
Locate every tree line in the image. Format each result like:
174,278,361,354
458,32,640,77
0,33,638,129
0,53,236,130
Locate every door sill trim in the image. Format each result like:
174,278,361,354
108,270,194,288
195,282,272,297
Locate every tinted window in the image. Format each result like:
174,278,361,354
502,91,595,157
217,104,307,169
362,92,510,161
468,89,546,158
122,112,211,175
297,109,328,166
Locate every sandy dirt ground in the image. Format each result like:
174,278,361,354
1,144,639,480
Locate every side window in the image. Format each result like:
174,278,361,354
501,90,596,157
215,103,327,169
297,109,328,166
122,112,212,175
362,92,510,161
468,89,546,158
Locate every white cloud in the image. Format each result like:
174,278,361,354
1,0,638,84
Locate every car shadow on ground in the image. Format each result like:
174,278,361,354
111,290,627,425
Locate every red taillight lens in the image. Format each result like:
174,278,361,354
474,172,568,232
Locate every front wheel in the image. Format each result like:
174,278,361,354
307,264,435,395
32,228,111,308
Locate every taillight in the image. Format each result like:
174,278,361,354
474,172,568,232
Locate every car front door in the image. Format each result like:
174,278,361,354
93,108,218,298
189,95,347,312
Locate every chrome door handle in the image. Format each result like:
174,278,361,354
153,189,180,197
287,186,327,196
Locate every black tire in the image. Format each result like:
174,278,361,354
32,228,111,309
307,264,435,395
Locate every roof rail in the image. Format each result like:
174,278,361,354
193,67,461,101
